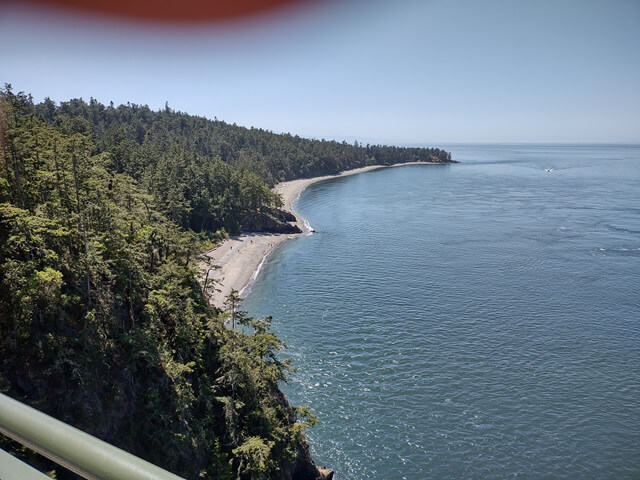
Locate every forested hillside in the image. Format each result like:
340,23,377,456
34,93,451,235
37,95,452,183
0,85,451,479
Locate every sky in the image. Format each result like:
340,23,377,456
1,0,639,144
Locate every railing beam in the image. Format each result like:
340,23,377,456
0,448,54,480
0,393,186,480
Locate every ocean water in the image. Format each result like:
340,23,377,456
243,145,640,479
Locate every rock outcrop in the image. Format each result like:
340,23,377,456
241,208,302,234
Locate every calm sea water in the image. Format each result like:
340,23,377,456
244,145,640,479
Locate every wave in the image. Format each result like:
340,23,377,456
239,249,270,298
303,217,315,235
602,224,640,236
592,246,640,257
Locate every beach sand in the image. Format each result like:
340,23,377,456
199,162,439,306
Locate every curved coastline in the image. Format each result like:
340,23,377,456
200,162,443,306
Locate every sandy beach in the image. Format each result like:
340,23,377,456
199,162,438,306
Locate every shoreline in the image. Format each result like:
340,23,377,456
199,162,443,306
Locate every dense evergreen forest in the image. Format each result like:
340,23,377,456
33,91,451,235
0,85,452,479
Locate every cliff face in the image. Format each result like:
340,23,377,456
282,442,334,480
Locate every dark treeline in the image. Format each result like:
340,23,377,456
0,85,450,480
39,95,452,184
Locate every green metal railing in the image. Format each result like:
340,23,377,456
0,393,186,480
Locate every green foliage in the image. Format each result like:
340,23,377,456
0,86,320,480
232,436,276,480
30,267,63,299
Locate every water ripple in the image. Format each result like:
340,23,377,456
246,146,640,480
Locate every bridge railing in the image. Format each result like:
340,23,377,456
0,392,186,480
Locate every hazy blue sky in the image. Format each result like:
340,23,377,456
1,0,639,144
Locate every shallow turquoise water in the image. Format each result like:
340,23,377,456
244,145,640,479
